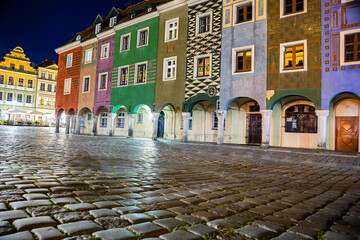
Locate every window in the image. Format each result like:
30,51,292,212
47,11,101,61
41,72,45,78
7,93,13,101
26,95,32,103
344,33,360,63
100,113,107,128
19,65,24,71
47,99,51,106
85,49,92,63
49,73,53,79
18,78,24,87
110,16,117,27
165,18,178,42
163,57,176,81
0,92,2,100
280,40,307,73
10,63,15,69
8,76,14,85
117,112,125,128
196,12,212,35
281,0,306,18
98,73,108,90
40,83,45,91
135,63,147,84
17,94,22,103
194,55,211,78
83,76,90,92
235,3,252,24
120,34,131,52
189,112,193,130
76,35,81,41
66,53,73,68
87,113,92,121
137,28,149,47
64,78,71,95
233,45,254,73
137,113,143,124
40,98,44,105
212,111,218,130
0,75,4,84
54,85,56,92
118,67,129,86
101,44,109,59
95,23,101,34
285,105,317,133
28,79,33,88
47,84,52,92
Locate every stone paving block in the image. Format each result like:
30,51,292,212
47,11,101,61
263,215,296,228
159,230,202,240
121,213,153,224
31,226,65,240
287,225,318,239
24,188,49,194
102,195,125,201
0,230,34,240
225,215,249,225
187,224,217,238
51,197,78,205
89,209,118,218
160,200,187,208
117,199,143,206
120,193,144,199
94,217,130,229
93,228,137,240
50,186,73,192
35,182,61,188
251,220,284,234
167,207,192,215
53,212,94,224
191,211,218,221
146,210,175,219
0,185,15,190
13,216,57,231
0,221,14,235
0,203,6,211
207,218,239,230
297,220,328,231
216,232,247,240
126,222,167,238
9,200,52,209
93,201,120,208
271,232,311,240
0,210,28,221
64,203,96,211
153,218,188,231
73,190,95,196
112,206,142,214
5,180,35,185
16,184,36,189
23,194,48,200
58,220,103,236
175,215,203,225
322,230,356,240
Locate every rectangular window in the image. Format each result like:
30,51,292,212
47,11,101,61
10,63,15,69
8,76,14,85
99,73,107,90
117,112,125,128
136,63,147,83
19,65,24,71
236,49,252,72
66,53,73,68
344,33,360,62
40,98,44,105
85,49,92,63
284,44,304,70
28,79,33,88
47,84,52,92
137,113,143,123
163,57,176,81
197,13,212,35
100,113,107,128
83,76,90,92
0,92,2,100
18,78,24,87
17,94,22,103
189,112,193,130
26,95,32,103
212,111,218,130
196,56,211,77
284,0,304,15
54,85,56,92
41,72,45,78
49,73,53,79
119,67,128,86
40,83,45,91
165,18,178,42
121,34,131,52
64,78,71,95
110,16,117,27
236,3,252,24
95,23,101,34
0,75,4,84
7,93,13,101
138,28,149,47
101,44,109,59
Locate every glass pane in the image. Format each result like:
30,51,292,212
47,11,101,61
284,47,293,68
345,45,354,53
245,51,252,71
285,0,292,5
237,53,244,71
205,58,210,75
296,2,303,11
345,35,354,44
345,53,354,61
295,45,304,67
246,5,252,20
285,5,292,14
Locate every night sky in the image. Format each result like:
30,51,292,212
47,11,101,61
0,0,142,66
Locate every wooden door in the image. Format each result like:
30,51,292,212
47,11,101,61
249,114,262,144
336,116,359,152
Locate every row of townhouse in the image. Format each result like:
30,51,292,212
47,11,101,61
0,47,58,123
55,0,360,152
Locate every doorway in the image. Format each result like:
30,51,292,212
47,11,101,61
249,114,262,144
336,116,359,152
157,111,165,138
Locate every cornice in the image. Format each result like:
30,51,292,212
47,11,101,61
81,37,98,46
187,0,208,7
114,12,159,30
96,28,115,39
55,41,81,54
157,0,187,13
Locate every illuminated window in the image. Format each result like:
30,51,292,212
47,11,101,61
66,53,73,67
135,62,147,84
235,48,253,72
85,49,92,63
285,105,317,133
117,112,125,128
98,73,108,90
194,55,211,78
280,40,307,73
118,66,128,86
64,78,71,95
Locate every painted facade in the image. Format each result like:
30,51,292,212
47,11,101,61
0,47,37,122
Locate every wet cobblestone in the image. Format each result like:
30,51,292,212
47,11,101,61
0,126,360,239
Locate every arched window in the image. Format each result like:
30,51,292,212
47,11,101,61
117,112,125,128
100,113,107,128
285,105,317,133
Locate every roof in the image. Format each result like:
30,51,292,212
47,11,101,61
38,59,57,68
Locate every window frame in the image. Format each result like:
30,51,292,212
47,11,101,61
233,1,254,26
100,112,108,128
165,18,179,42
100,43,110,60
135,62,148,84
212,111,218,130
0,92,3,101
85,48,93,64
64,78,71,95
98,72,108,90
137,112,144,124
27,79,33,88
95,23,101,34
47,84,52,92
8,76,14,85
0,75,4,84
120,33,131,52
118,66,129,86
26,95,32,104
82,76,91,93
232,45,255,74
66,53,73,68
194,54,212,79
340,28,360,66
284,104,317,133
280,0,307,18
137,27,149,48
7,92,13,102
109,16,117,27
116,112,126,128
196,11,213,36
40,83,45,91
18,78,24,87
163,56,177,81
279,40,307,73
17,94,23,103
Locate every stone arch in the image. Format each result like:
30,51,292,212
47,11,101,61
183,94,218,112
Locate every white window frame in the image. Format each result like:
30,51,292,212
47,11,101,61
76,35,81,41
137,112,144,124
98,72,108,91
135,61,148,84
95,23,101,34
101,43,110,59
85,48,93,63
340,28,360,66
109,16,117,27
165,18,179,42
66,53,73,68
232,45,255,74
194,54,212,79
279,39,307,73
47,84,52,92
280,0,307,18
64,78,71,95
100,112,108,128
163,56,177,81
120,33,131,52
233,0,255,26
137,27,149,47
118,66,129,86
196,11,213,36
82,75,91,93
117,112,126,128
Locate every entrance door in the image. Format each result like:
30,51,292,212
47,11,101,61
249,114,262,144
336,116,359,152
157,111,165,138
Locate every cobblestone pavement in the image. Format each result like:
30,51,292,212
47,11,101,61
0,126,360,240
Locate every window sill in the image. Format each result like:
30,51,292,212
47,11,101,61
165,38,178,43
280,11,306,19
163,78,176,81
196,31,212,37
280,68,307,74
233,19,254,27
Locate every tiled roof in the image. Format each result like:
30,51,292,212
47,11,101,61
38,59,57,68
